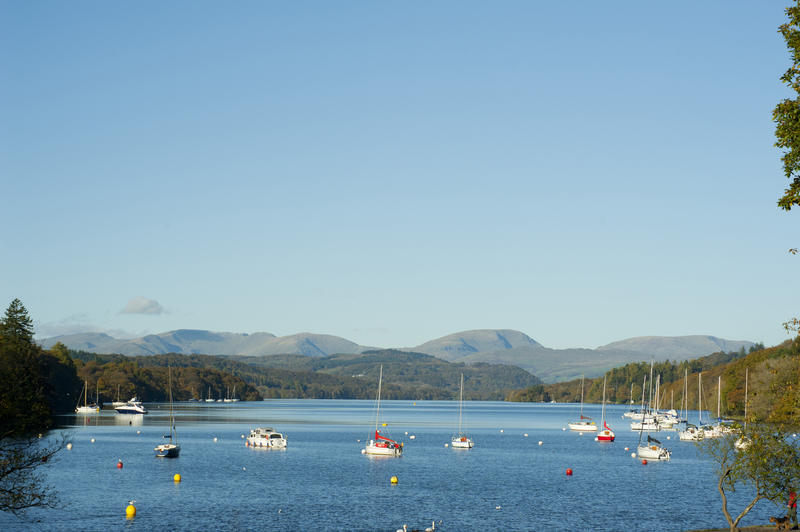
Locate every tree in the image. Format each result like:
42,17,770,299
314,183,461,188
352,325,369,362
0,435,68,515
0,298,34,349
775,1,800,211
699,425,800,532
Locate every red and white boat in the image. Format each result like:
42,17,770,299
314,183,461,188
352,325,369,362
364,366,403,457
597,376,615,442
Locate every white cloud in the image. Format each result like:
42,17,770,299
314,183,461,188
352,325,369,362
120,297,165,315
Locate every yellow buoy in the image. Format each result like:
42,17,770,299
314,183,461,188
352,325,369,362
125,504,136,518
390,475,398,484
382,423,387,427
173,473,182,483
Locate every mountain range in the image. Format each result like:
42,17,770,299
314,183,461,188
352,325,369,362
39,329,754,383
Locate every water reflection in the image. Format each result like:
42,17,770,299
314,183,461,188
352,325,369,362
113,414,144,426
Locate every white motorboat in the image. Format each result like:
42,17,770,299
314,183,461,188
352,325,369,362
451,374,474,449
115,397,147,414
364,365,403,457
246,427,287,448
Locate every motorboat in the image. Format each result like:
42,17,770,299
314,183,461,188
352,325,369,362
115,397,147,414
246,427,287,448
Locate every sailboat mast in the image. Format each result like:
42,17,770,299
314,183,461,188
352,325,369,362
717,375,721,423
601,376,607,425
458,373,464,434
744,368,748,430
698,372,702,424
374,365,383,434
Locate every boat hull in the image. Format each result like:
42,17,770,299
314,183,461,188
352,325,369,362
154,443,180,458
637,444,670,460
568,422,597,432
597,429,615,441
451,437,474,449
365,440,402,456
115,405,147,414
75,405,99,414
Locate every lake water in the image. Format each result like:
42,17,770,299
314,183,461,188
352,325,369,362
2,400,779,531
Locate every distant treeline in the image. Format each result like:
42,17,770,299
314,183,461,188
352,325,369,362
68,349,541,402
507,344,764,406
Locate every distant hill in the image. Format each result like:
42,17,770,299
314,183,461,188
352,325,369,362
41,329,372,357
41,328,755,383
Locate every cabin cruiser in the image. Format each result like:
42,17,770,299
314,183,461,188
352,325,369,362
115,397,147,414
246,427,287,448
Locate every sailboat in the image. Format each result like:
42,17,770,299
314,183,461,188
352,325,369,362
154,366,180,458
364,365,403,456
568,375,597,432
636,373,671,460
597,376,615,442
735,368,751,450
75,380,100,414
204,386,215,403
451,374,474,449
111,385,126,408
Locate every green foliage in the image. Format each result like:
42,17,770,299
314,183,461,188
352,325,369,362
699,425,800,531
0,300,80,437
775,1,800,211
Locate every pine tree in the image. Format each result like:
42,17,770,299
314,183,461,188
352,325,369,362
0,298,34,347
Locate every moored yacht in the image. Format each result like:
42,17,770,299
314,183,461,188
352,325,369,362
246,427,287,448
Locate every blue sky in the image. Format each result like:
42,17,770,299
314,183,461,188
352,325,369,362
1,1,797,349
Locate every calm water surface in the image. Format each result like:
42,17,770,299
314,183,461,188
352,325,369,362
3,400,779,531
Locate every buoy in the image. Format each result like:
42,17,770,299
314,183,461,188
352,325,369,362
117,460,123,469
409,435,416,440
631,452,636,458
413,402,416,406
405,431,409,435
390,475,398,484
66,443,73,450
173,473,181,482
524,433,528,437
500,429,504,433
538,441,543,446
624,447,629,451
641,459,648,465
382,423,387,427
242,467,246,471
566,468,573,476
241,434,245,439
667,436,671,440
136,430,141,434
495,505,502,510
579,432,583,436
125,503,136,518
213,437,218,442
562,427,566,431
361,449,366,454
90,438,95,443
594,437,598,441
444,442,449,447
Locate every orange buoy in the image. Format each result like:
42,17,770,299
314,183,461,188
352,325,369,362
565,468,573,476
641,459,648,465
117,460,123,469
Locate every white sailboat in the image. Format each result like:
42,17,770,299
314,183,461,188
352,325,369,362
735,368,751,450
75,381,99,414
679,372,705,441
154,366,180,458
568,375,597,432
364,365,403,456
451,374,474,449
636,371,671,460
597,376,615,442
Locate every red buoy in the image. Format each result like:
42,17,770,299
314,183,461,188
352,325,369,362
117,460,123,469
565,468,573,476
641,459,648,465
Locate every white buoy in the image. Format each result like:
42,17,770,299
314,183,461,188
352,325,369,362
90,438,95,443
136,430,141,435
213,437,218,442
496,505,502,510
444,443,449,447
241,434,245,439
524,433,528,437
409,435,416,440
667,436,671,440
631,452,636,458
66,443,73,450
562,427,566,431
538,441,543,446
361,449,366,454
579,432,583,436
405,431,409,435
594,437,599,441
500,429,504,433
